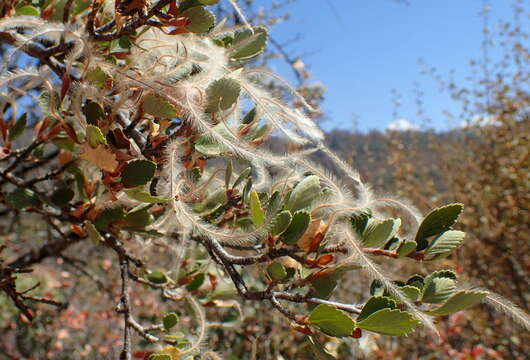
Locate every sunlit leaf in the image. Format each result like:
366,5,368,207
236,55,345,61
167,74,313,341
308,304,356,337
426,290,489,316
357,308,421,336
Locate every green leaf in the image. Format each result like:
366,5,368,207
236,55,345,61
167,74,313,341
232,167,251,188
86,125,107,147
358,296,396,322
194,123,236,156
306,337,336,360
370,280,385,297
266,190,282,215
198,0,219,5
7,188,40,209
287,175,321,212
362,218,401,248
400,285,421,301
207,282,237,301
181,6,215,33
242,107,257,124
124,209,153,229
51,187,74,206
281,210,310,245
406,275,424,290
424,269,457,284
85,221,101,245
426,290,489,316
194,140,226,156
397,239,417,257
205,78,241,113
143,95,177,118
193,187,228,214
164,331,186,342
93,207,125,230
163,312,179,331
308,264,360,300
121,160,157,186
308,304,356,337
224,160,232,189
66,165,88,201
54,139,76,152
425,230,465,256
147,270,168,284
124,188,171,203
82,100,105,124
86,66,109,88
267,262,287,281
186,273,205,291
229,26,268,60
357,308,421,336
9,113,27,141
415,203,464,250
149,355,171,360
109,36,132,54
179,0,204,11
16,5,40,16
245,122,269,141
421,277,456,304
310,276,338,300
188,167,202,183
249,190,265,226
242,178,252,203
73,0,91,16
350,210,371,235
270,210,292,236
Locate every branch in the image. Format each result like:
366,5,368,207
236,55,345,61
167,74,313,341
88,0,174,41
199,235,362,330
117,255,132,360
362,248,399,258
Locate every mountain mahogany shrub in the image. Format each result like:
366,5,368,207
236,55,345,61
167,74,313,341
0,1,528,359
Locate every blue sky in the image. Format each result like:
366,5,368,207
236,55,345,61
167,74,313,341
253,0,519,132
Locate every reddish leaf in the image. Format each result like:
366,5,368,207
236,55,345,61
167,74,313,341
58,150,74,166
70,224,87,237
208,273,218,291
60,73,71,102
62,123,81,143
79,143,119,172
110,128,130,149
316,254,334,267
350,328,362,338
168,1,179,17
0,117,8,141
166,17,191,27
44,123,64,141
35,118,51,139
70,203,91,219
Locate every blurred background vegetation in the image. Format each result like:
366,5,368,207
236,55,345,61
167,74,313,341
0,0,528,359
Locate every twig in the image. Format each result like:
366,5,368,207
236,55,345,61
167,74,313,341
63,0,75,23
118,256,132,360
89,0,174,41
362,248,399,258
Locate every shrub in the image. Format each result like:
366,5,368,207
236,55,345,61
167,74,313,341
0,1,528,359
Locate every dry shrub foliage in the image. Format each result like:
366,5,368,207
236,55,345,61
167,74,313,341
0,1,528,359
